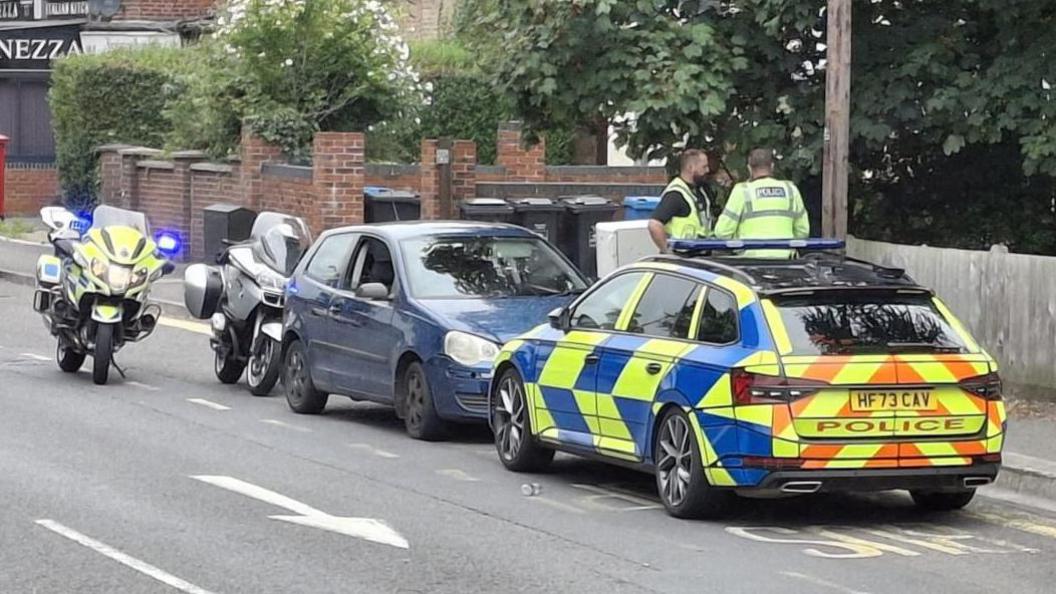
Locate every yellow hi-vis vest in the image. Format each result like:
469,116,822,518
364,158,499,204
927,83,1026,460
713,177,810,258
662,177,710,239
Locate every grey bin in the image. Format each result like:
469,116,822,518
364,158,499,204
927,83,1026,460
203,204,256,262
511,197,563,242
458,198,516,224
557,195,619,279
364,186,421,223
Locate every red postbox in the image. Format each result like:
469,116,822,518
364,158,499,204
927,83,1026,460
0,134,8,220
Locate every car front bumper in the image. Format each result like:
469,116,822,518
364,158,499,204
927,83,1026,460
423,356,492,422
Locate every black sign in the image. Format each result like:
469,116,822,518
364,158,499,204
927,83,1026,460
0,24,83,70
0,2,32,21
45,1,88,19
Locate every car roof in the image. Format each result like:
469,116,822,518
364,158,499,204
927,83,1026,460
318,221,538,241
635,253,929,296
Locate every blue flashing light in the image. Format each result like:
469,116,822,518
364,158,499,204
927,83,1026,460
155,231,182,255
668,238,846,253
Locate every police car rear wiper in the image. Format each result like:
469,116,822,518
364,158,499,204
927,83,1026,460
885,342,963,353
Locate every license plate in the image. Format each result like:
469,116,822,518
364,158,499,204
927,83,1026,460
850,390,937,412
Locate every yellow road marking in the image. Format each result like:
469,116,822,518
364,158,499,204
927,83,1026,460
157,317,212,336
968,511,1056,540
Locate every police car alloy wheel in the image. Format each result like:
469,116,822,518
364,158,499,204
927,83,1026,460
654,407,729,519
493,368,554,472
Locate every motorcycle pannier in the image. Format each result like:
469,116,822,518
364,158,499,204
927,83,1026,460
183,264,223,320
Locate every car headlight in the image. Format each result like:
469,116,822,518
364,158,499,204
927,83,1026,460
444,331,500,367
107,265,132,293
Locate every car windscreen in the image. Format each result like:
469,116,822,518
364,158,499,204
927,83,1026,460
771,292,970,356
401,235,588,299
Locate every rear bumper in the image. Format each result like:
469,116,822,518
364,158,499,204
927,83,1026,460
752,463,1000,493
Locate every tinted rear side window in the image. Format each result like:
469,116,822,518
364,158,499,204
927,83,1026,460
773,293,969,355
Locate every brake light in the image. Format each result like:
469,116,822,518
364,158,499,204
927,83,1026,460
960,372,1002,400
730,369,828,405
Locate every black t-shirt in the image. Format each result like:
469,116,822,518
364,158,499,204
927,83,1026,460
651,185,714,224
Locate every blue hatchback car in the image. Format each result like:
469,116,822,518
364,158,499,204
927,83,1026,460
281,222,588,439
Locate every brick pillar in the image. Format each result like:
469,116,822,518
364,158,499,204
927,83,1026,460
451,140,477,205
117,147,161,211
496,121,545,182
96,144,132,207
171,150,207,261
240,127,282,210
311,132,365,233
419,139,441,219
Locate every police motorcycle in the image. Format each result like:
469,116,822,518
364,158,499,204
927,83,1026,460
33,205,177,385
183,212,311,396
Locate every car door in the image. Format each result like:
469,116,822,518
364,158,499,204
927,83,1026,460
329,235,400,399
596,273,703,460
534,271,648,450
293,232,358,392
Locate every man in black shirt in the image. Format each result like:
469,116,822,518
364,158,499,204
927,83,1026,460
647,149,715,252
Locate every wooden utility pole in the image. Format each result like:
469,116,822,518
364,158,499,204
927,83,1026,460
822,0,851,239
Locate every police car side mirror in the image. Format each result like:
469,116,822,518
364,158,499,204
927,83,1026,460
548,307,570,331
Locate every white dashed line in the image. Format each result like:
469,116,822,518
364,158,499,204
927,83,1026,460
779,571,871,594
35,519,216,594
349,443,400,459
129,381,160,392
530,496,586,514
156,317,212,336
261,419,311,432
436,469,480,482
187,398,231,411
20,353,50,362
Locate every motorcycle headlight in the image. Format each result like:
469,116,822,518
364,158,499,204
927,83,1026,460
257,270,286,293
107,265,132,293
130,267,150,288
90,257,108,279
444,331,500,367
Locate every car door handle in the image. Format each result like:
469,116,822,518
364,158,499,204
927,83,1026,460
584,354,600,364
646,363,663,375
328,303,343,316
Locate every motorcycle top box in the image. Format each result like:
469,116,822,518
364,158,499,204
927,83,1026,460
183,264,224,320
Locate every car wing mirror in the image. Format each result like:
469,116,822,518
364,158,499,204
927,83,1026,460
356,282,391,301
548,307,570,331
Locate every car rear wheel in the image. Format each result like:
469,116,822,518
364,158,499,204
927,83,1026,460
402,361,448,441
493,368,553,472
910,489,976,511
654,407,729,519
283,340,328,414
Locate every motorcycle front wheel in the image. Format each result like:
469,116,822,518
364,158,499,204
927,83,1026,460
247,337,281,396
93,323,115,385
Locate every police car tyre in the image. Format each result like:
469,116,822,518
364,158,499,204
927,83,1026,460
654,407,729,519
93,323,115,385
57,341,85,373
402,361,448,441
910,489,976,511
493,368,554,472
247,338,281,396
214,346,245,384
283,340,328,414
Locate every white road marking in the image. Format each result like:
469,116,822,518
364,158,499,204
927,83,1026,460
436,469,480,482
191,475,409,549
349,443,400,459
187,398,231,411
969,511,1056,540
779,571,872,594
35,519,216,594
260,419,311,432
571,483,663,511
157,317,212,336
128,381,160,392
531,496,587,514
20,352,50,362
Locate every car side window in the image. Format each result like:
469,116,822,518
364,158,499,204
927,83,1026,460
305,234,356,287
347,237,396,292
570,272,646,331
696,287,739,344
626,274,701,339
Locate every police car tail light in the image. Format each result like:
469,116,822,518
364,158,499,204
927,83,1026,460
960,372,1003,400
731,369,828,405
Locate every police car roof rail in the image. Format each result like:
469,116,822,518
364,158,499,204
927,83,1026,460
667,238,846,256
643,255,759,286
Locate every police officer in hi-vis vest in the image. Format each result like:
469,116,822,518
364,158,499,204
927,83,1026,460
648,149,714,253
714,147,809,258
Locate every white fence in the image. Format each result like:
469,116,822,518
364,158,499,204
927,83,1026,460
848,237,1056,396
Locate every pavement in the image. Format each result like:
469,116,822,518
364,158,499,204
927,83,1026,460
3,240,1056,592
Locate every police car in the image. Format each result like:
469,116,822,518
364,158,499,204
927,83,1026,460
488,240,1005,518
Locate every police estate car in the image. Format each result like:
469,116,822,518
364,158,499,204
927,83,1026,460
488,240,1005,518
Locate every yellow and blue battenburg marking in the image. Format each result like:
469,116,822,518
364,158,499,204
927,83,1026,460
492,259,1005,489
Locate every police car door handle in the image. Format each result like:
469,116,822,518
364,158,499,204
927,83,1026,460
646,363,663,375
584,354,600,365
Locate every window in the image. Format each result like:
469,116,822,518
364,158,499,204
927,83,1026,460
305,234,356,287
626,275,701,339
570,272,646,331
696,288,739,344
349,237,395,292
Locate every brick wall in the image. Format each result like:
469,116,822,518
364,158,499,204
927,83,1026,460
3,164,60,216
366,164,420,193
115,0,218,20
189,164,240,260
259,169,318,233
545,165,667,185
497,122,546,182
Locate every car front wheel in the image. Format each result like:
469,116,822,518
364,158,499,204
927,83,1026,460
654,407,729,519
402,361,448,441
283,340,328,414
493,368,553,472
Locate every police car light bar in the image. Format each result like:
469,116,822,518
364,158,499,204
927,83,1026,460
668,238,846,253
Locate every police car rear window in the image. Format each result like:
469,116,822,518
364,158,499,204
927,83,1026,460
771,293,969,356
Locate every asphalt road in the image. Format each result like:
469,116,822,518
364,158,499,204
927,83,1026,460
1,278,1055,594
